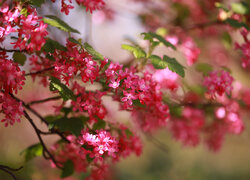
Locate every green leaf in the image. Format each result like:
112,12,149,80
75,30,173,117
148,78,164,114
163,55,185,77
215,2,229,12
149,55,167,69
195,63,213,75
86,154,94,163
225,18,249,30
49,77,76,101
132,99,146,108
188,85,206,95
141,32,176,50
121,44,146,58
52,117,86,136
21,143,43,162
149,55,185,77
13,52,26,66
61,160,74,178
231,2,249,15
44,115,62,124
29,0,45,7
221,32,232,49
61,107,73,117
172,3,190,24
43,15,80,34
221,66,232,73
169,105,183,118
125,129,133,138
83,43,104,60
42,38,67,53
68,37,82,46
20,8,28,17
93,118,106,130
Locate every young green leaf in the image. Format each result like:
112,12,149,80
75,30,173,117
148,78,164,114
13,52,26,66
231,2,249,15
43,15,80,34
93,118,106,130
149,55,167,69
215,2,229,12
49,77,76,101
225,18,249,30
20,143,43,162
221,32,232,49
83,43,104,60
163,55,185,77
61,160,74,178
141,32,176,50
121,44,146,58
68,37,82,46
195,63,213,76
149,55,185,77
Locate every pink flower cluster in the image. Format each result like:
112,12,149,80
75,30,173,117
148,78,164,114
51,0,105,14
51,127,142,180
215,101,244,134
71,82,107,122
76,0,105,13
206,100,244,151
169,107,205,146
180,37,200,66
235,29,250,69
0,93,24,127
203,70,234,98
104,63,170,132
0,4,48,52
79,130,119,159
53,40,106,85
0,53,25,94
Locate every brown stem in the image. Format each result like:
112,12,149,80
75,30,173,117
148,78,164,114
184,20,224,31
0,165,23,180
0,47,27,53
145,134,169,153
8,93,70,143
25,67,54,76
28,96,61,106
23,110,63,169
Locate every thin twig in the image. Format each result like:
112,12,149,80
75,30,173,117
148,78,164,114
0,47,26,53
184,20,224,31
8,93,70,143
23,110,63,169
28,96,61,106
0,165,23,172
145,134,169,153
0,168,17,180
0,165,23,180
25,67,54,76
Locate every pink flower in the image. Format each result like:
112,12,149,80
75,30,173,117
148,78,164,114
180,37,200,66
0,93,24,127
76,0,105,13
109,79,120,89
0,56,25,93
203,70,234,98
235,29,250,69
121,91,137,106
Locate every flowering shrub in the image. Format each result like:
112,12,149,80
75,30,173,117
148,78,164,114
0,0,250,179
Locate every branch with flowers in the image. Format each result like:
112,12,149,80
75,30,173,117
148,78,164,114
1,0,250,179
